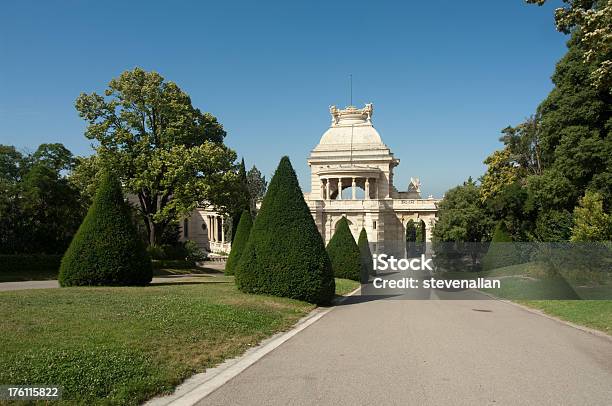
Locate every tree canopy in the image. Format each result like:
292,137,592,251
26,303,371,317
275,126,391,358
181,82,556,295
75,67,238,246
0,144,84,254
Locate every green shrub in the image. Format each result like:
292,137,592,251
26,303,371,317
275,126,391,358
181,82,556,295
481,222,519,272
0,254,62,273
147,245,167,260
235,156,335,305
326,217,362,282
358,228,374,281
58,172,152,286
225,210,252,275
184,240,207,263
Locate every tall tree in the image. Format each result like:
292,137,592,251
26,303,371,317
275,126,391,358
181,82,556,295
235,156,335,305
571,190,612,241
75,68,238,246
527,0,612,91
433,178,492,243
230,158,250,242
0,144,84,254
246,165,267,214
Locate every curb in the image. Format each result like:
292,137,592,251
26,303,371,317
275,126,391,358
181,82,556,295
145,286,361,406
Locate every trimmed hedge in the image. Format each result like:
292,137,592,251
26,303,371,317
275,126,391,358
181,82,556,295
0,254,62,273
358,228,374,281
235,156,335,305
225,210,252,275
326,217,362,282
58,172,152,286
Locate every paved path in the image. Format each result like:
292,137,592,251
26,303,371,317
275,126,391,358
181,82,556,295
0,273,226,292
198,296,612,406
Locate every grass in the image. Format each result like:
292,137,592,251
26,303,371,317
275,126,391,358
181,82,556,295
0,271,358,405
0,279,313,405
519,300,612,336
334,278,360,297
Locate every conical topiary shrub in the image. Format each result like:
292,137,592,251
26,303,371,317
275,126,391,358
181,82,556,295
235,157,335,305
59,172,152,286
358,228,374,281
326,217,362,282
225,210,252,275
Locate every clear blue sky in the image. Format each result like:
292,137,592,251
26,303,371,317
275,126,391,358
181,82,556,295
0,1,568,197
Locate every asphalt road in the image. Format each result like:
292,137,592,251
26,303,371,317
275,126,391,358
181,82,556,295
198,297,612,406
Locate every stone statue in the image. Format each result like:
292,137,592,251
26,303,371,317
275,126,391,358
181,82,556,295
329,105,339,125
364,103,373,122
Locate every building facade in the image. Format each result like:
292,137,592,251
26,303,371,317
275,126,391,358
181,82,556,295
183,103,439,257
304,104,439,257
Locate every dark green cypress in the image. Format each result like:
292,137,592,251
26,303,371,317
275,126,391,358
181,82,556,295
59,172,152,286
225,210,252,275
357,228,374,281
235,157,335,305
326,217,362,282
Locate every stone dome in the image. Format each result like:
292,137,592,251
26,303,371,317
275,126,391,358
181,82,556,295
317,104,384,146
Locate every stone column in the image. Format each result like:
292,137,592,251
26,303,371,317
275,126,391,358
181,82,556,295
210,216,214,241
365,178,370,200
351,177,356,200
338,178,343,200
213,216,219,242
320,180,325,200
325,179,330,200
221,217,225,244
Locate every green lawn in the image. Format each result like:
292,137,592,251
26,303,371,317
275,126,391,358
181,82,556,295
334,278,360,297
519,300,612,336
0,275,357,405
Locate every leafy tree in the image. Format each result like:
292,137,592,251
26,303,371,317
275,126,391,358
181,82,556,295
534,35,612,207
225,210,252,275
433,179,493,266
571,190,612,241
234,156,335,305
533,209,574,242
247,165,267,214
75,67,237,246
0,144,84,254
326,217,362,282
68,155,103,206
433,178,492,243
498,116,543,175
527,0,612,91
358,228,375,279
480,149,521,203
30,143,75,173
59,172,152,286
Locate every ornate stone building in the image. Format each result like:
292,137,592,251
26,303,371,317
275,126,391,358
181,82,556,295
183,103,439,257
304,104,439,257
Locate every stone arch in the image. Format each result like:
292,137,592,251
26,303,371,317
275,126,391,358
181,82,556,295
331,216,358,241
